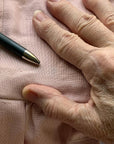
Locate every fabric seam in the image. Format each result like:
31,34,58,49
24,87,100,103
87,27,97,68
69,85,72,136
0,97,25,101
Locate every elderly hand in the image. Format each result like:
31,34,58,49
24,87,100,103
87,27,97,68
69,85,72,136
22,0,114,143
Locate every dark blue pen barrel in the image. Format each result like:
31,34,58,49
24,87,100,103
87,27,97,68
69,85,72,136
0,33,26,57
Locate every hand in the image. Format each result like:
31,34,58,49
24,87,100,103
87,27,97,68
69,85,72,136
22,0,114,143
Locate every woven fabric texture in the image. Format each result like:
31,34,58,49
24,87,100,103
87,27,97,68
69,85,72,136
0,0,113,144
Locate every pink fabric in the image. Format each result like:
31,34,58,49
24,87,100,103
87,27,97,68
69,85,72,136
0,0,113,144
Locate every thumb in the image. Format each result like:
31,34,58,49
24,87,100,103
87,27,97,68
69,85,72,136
22,84,98,139
22,84,79,121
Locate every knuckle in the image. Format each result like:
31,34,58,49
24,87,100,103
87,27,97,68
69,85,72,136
76,14,97,34
39,20,56,37
82,48,114,82
43,99,56,118
66,104,80,122
56,32,78,55
96,51,114,75
104,13,114,28
89,49,114,88
92,48,114,71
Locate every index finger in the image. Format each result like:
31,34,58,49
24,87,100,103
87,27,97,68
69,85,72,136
33,11,96,70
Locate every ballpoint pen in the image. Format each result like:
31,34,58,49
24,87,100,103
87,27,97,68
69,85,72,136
0,33,40,65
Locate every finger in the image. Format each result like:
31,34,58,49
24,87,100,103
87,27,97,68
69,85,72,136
46,0,114,47
83,0,114,32
22,84,104,141
32,10,96,70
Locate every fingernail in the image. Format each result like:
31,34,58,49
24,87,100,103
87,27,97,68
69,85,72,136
22,88,37,102
34,10,48,22
48,0,59,2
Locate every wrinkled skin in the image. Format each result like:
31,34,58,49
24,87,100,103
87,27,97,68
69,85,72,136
22,0,114,144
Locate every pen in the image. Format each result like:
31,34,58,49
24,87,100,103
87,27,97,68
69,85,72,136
0,33,40,65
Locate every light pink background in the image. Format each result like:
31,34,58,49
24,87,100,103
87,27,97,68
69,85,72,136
0,0,113,144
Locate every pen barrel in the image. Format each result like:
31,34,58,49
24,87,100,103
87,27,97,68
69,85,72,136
0,33,26,57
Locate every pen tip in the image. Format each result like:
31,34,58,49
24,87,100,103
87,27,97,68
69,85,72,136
22,50,40,66
35,59,40,66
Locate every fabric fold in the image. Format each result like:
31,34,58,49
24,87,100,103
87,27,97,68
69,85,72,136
0,0,113,144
